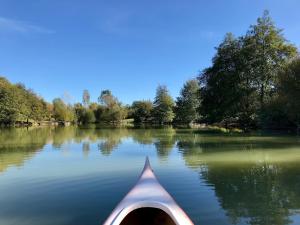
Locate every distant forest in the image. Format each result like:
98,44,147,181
0,11,299,131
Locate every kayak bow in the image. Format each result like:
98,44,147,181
103,157,194,225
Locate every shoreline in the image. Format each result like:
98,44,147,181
1,122,298,134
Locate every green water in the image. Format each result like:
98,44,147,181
0,126,300,225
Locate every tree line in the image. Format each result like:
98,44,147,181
0,11,299,131
0,76,200,126
52,82,201,125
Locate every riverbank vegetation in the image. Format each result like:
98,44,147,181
0,11,299,131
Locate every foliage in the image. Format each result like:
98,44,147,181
74,103,85,123
52,98,75,122
152,85,175,124
0,77,18,124
244,11,297,110
200,33,254,127
175,79,201,124
0,77,49,124
94,105,105,123
199,11,298,129
131,100,153,123
97,90,127,122
278,58,300,129
73,103,94,124
82,109,96,124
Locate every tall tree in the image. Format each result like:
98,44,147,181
244,10,297,110
82,89,90,107
175,79,201,124
152,85,175,124
199,33,247,125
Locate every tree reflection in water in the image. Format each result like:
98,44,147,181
0,127,51,173
177,134,300,225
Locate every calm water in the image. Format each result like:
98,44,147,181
0,126,300,225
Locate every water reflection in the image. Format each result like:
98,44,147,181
0,126,300,225
0,127,51,173
153,128,176,159
199,163,300,225
0,127,178,171
177,134,300,225
82,142,90,157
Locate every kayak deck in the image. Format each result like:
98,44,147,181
103,157,194,225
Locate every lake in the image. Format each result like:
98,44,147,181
0,126,300,225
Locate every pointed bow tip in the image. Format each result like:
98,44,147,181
143,156,152,171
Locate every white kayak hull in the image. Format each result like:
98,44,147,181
103,157,194,225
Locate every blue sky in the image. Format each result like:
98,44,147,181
0,0,299,104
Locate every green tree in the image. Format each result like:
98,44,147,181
175,79,201,124
98,90,127,122
131,100,153,123
278,58,300,130
52,98,75,122
82,109,96,124
89,102,98,111
74,103,96,124
0,77,50,125
0,77,19,124
200,33,250,125
152,85,175,124
74,103,85,123
17,85,49,122
244,10,297,111
94,105,105,123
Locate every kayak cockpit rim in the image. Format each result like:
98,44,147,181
110,202,179,225
103,157,194,225
119,207,177,225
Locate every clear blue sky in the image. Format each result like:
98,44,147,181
0,0,299,104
